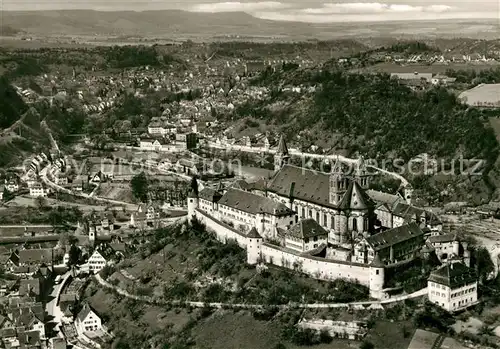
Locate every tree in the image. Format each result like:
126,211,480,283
360,341,375,349
190,176,199,196
131,172,149,202
35,196,47,209
68,244,81,266
2,187,13,201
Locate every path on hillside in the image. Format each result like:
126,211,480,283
40,166,139,211
94,274,427,309
205,142,409,186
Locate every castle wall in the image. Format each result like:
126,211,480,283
260,243,370,286
194,207,373,290
195,208,249,248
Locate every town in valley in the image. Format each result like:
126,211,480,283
1,19,500,349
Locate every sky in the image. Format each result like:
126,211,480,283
3,0,499,22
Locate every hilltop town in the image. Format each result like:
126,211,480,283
1,39,500,349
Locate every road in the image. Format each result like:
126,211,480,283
206,142,409,186
94,274,427,310
46,272,70,332
0,224,54,228
41,166,139,211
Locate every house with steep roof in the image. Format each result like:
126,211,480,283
366,189,404,228
427,234,470,266
280,218,329,253
19,279,41,298
18,249,53,267
139,137,165,151
7,251,20,272
75,304,102,334
392,202,442,232
29,182,48,197
353,222,426,265
428,262,478,312
87,243,122,274
8,302,46,339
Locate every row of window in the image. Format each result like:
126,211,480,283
430,290,446,298
451,287,475,298
429,282,446,290
453,298,474,308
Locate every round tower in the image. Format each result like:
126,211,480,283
246,227,263,265
187,188,199,220
463,241,471,267
369,253,385,300
88,224,96,245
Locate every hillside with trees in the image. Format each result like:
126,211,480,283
238,65,500,204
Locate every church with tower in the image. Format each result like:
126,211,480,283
268,134,376,245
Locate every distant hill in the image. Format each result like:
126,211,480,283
2,10,499,40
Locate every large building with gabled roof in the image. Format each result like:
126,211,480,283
428,261,478,312
353,222,426,265
196,186,296,239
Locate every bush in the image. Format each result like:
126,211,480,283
360,341,375,349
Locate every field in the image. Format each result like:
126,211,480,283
355,62,500,74
4,195,109,212
96,183,134,203
489,117,500,142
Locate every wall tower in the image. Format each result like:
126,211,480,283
369,253,385,300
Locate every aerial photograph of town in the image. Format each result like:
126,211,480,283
0,0,500,348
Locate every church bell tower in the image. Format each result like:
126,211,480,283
274,134,290,171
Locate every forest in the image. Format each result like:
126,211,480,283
246,68,499,166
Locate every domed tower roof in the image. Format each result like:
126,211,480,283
370,253,384,268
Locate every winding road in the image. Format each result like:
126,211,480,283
94,274,427,310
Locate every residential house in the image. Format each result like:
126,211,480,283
19,249,54,268
392,202,442,233
68,174,87,192
75,304,102,334
280,218,329,253
175,158,201,175
139,137,165,151
89,171,107,183
5,179,19,192
19,279,41,299
428,262,478,312
137,204,161,220
354,222,426,265
0,185,4,201
366,189,404,228
431,74,456,86
29,182,48,197
54,171,68,186
147,121,177,135
87,243,121,273
427,234,470,265
7,300,46,339
6,251,19,272
24,172,38,189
